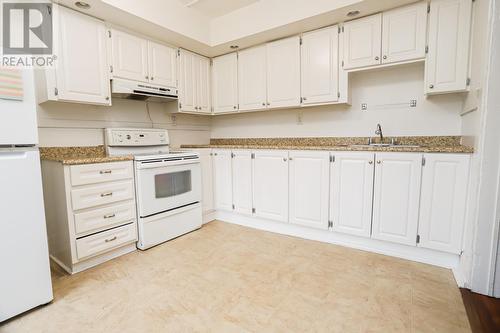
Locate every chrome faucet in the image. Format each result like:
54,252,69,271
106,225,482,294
375,124,384,142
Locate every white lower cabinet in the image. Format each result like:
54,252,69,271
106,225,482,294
371,153,423,246
418,154,470,254
252,150,289,222
198,149,215,214
232,150,253,214
213,149,233,211
330,152,375,237
289,151,330,229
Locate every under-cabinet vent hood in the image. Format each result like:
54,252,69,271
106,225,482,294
111,78,178,102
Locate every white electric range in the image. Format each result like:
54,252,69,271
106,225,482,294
105,128,202,250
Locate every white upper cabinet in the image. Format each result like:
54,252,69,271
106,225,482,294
110,29,148,83
381,2,427,64
238,46,268,111
289,151,330,230
232,150,253,214
212,53,238,113
371,153,422,246
179,49,211,113
342,14,382,70
148,41,177,88
301,26,339,105
252,150,289,222
53,6,110,105
178,49,197,112
266,36,301,108
418,154,470,254
425,0,472,94
212,150,233,211
330,152,375,238
196,55,212,113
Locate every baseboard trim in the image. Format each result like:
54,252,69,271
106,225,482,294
213,210,460,270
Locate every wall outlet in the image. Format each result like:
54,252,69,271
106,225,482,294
361,103,368,111
410,100,417,107
297,110,303,125
170,114,177,125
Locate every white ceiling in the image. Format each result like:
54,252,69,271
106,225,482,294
177,0,260,18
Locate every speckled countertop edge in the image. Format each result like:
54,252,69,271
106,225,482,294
181,136,474,154
40,146,134,165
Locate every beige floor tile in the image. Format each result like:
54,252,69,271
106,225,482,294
1,221,471,333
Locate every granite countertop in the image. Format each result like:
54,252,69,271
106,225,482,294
40,146,134,165
181,136,474,154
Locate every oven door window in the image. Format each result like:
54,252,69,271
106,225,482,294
154,170,192,198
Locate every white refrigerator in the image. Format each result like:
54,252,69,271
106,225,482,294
0,69,53,322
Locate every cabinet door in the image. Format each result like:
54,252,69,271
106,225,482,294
212,53,238,113
289,151,330,230
381,2,427,64
372,153,422,246
301,26,339,104
252,151,289,222
148,41,177,88
342,14,382,69
111,29,148,82
232,150,252,214
197,55,212,113
55,6,110,105
418,154,470,254
330,152,375,237
238,46,267,111
198,149,214,214
178,49,197,112
266,37,301,108
212,150,233,211
425,0,472,94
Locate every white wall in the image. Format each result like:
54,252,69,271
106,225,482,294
211,63,464,138
37,98,210,148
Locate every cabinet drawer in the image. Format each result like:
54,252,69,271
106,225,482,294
70,161,133,186
74,201,136,236
71,180,134,210
76,223,137,260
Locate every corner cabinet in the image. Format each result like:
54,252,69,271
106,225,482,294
212,53,238,113
38,5,111,105
425,0,473,94
266,37,301,108
418,154,470,254
179,49,211,113
371,153,423,246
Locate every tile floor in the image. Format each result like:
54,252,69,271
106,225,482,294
1,221,471,333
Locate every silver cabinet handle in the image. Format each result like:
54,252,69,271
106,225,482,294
151,77,154,80
100,192,113,197
103,213,116,219
375,56,380,61
289,157,293,161
100,170,112,174
105,236,117,243
383,55,387,60
233,106,237,109
262,102,266,106
283,157,287,162
145,76,149,80
267,102,270,106
302,97,307,101
429,84,434,89
377,161,381,164
214,153,218,156
105,96,110,101
368,161,373,164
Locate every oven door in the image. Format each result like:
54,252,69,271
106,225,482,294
135,159,201,218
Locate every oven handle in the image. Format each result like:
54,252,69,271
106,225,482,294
136,159,200,169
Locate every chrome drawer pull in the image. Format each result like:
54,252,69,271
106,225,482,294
100,170,112,174
104,236,117,243
103,213,116,219
100,192,113,197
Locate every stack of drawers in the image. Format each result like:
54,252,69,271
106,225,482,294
42,160,138,274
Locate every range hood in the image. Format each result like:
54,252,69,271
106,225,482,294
111,78,178,102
